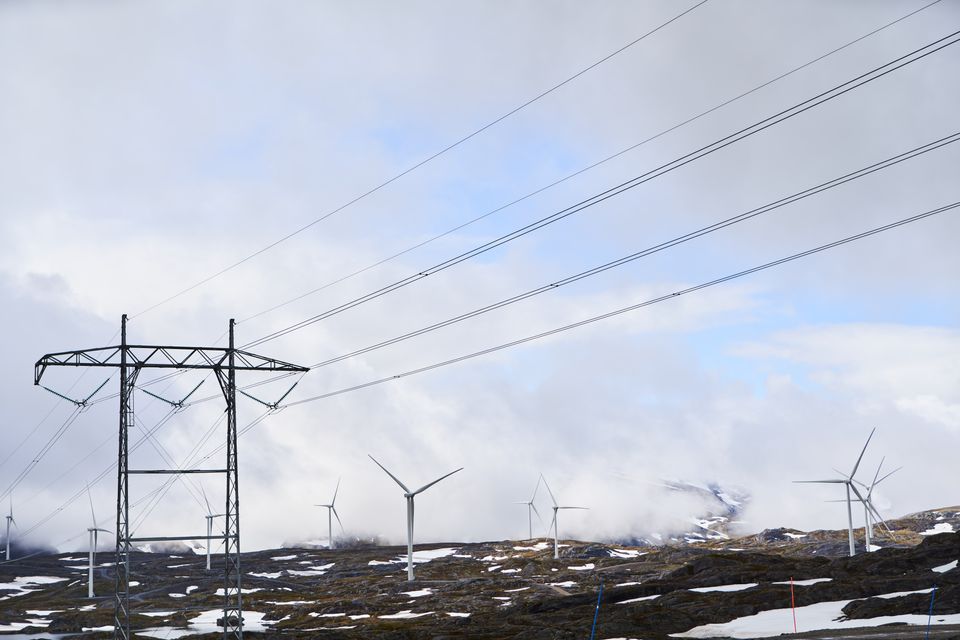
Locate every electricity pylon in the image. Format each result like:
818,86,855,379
34,315,308,640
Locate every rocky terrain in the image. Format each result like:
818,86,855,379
1,508,958,639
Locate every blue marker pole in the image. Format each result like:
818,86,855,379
926,585,937,640
589,579,604,640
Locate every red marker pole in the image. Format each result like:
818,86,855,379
790,577,798,633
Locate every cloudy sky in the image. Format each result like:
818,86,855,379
1,0,958,553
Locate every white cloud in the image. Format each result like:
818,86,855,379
0,1,957,551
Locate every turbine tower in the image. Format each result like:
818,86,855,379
541,475,587,560
314,478,343,549
794,428,876,556
513,476,542,540
199,486,225,572
4,496,15,561
369,455,462,581
86,487,112,598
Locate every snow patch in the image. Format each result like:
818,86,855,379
671,597,960,638
920,522,954,536
933,560,958,573
689,583,757,593
379,610,434,619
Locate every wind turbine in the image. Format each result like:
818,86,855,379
368,455,462,581
40,378,110,409
4,496,15,561
849,458,901,550
85,487,112,598
513,476,543,540
541,475,588,560
314,478,343,549
794,428,876,557
200,485,225,571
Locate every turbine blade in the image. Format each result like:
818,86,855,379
558,506,589,510
793,479,845,484
199,483,212,516
867,501,894,536
848,482,868,506
869,457,885,491
850,427,876,478
876,466,903,486
531,503,543,523
368,455,410,493
530,475,542,503
332,507,344,532
332,477,341,506
86,483,97,528
413,467,463,495
541,475,558,508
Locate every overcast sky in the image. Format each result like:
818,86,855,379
1,0,958,553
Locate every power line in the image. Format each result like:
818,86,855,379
17,408,185,539
236,0,944,327
129,411,272,536
0,407,83,503
130,0,710,320
241,27,960,350
283,201,960,407
308,132,960,368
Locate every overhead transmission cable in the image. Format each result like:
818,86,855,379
237,0,944,326
0,407,83,503
19,376,192,505
132,414,209,511
56,0,941,423
283,201,960,407
16,407,197,539
1,329,121,472
308,132,960,368
130,411,271,535
130,0,710,320
241,28,960,351
17,3,942,497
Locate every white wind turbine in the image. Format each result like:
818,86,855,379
4,496,15,561
514,476,543,540
85,487,112,598
200,486,225,571
848,458,901,551
541,475,588,560
369,455,462,581
314,478,343,549
795,427,876,557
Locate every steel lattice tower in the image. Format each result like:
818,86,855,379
35,316,309,640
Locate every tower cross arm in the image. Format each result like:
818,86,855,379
35,344,309,384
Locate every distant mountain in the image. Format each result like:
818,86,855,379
613,479,751,546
